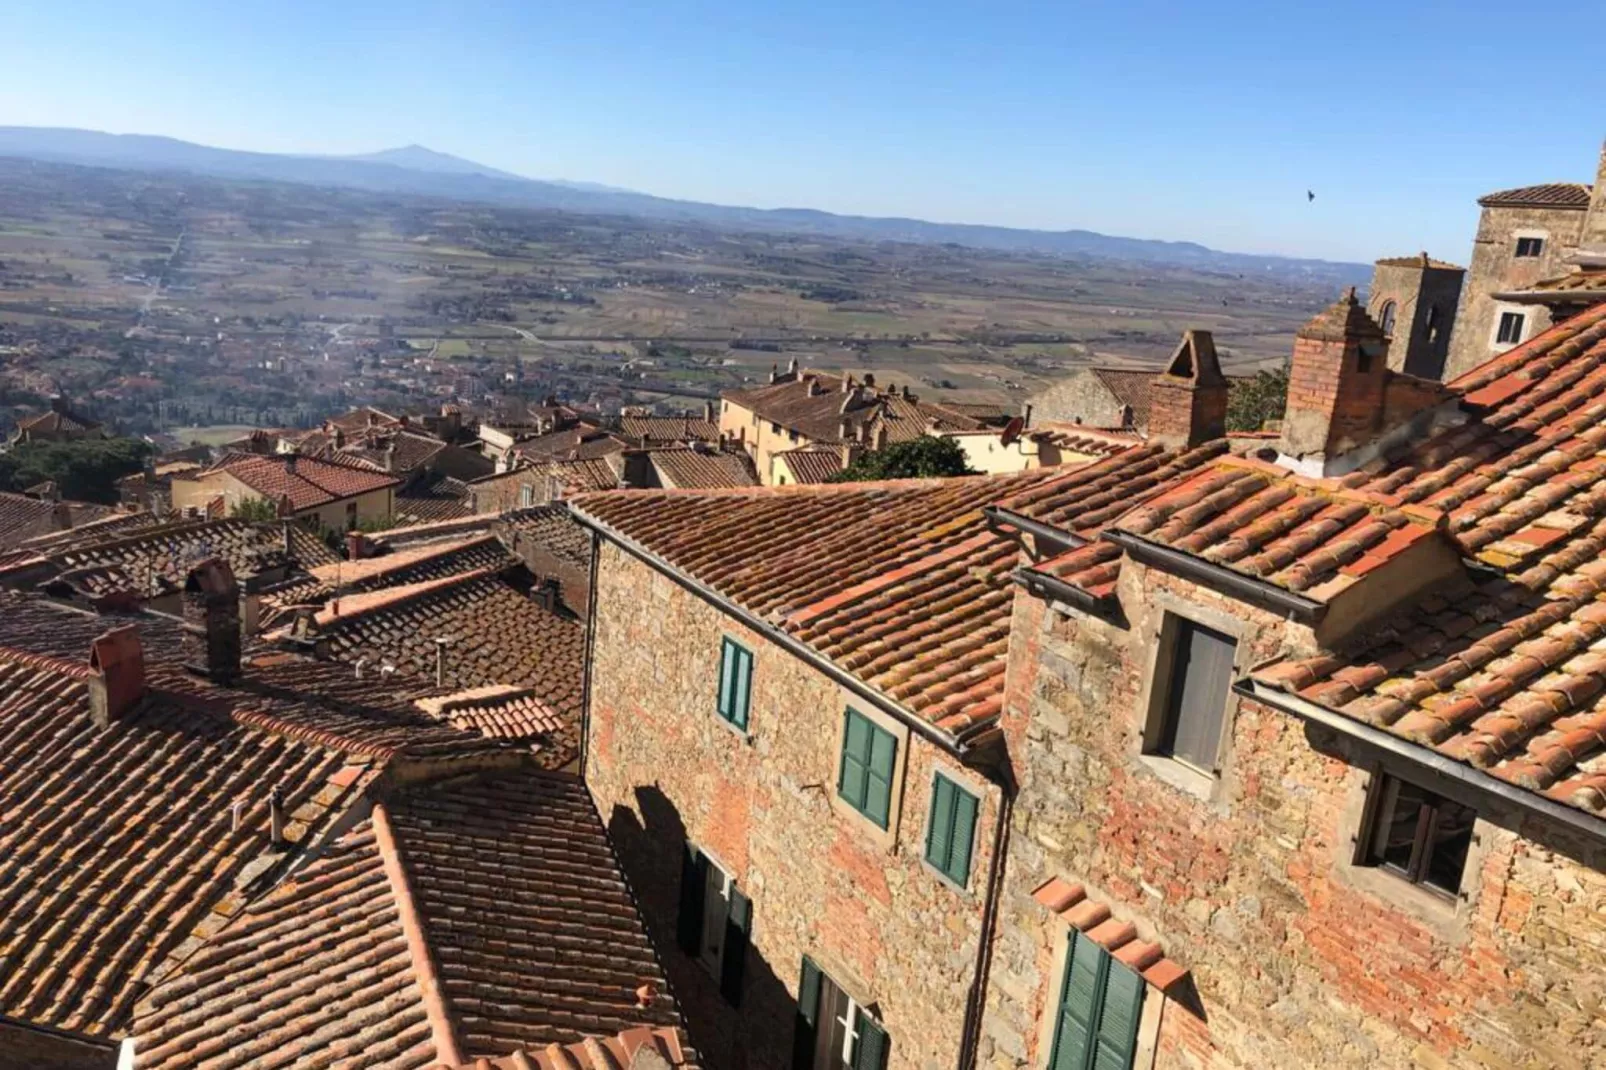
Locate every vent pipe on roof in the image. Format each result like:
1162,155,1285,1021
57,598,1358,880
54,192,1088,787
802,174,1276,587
354,658,367,679
231,799,246,833
434,637,449,687
268,789,285,847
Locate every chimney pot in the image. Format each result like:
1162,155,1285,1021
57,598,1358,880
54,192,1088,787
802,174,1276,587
88,625,146,727
269,789,285,846
347,531,368,560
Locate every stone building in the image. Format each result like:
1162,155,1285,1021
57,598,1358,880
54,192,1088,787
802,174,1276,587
1446,140,1606,380
571,472,1074,1070
1366,254,1464,379
977,293,1606,1070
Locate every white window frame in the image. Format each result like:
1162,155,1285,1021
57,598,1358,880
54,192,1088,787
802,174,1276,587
1490,304,1528,352
698,853,734,977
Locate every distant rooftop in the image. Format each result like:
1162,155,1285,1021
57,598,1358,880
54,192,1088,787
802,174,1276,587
1477,182,1592,210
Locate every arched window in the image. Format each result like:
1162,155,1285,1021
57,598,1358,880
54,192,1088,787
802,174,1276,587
1378,300,1398,337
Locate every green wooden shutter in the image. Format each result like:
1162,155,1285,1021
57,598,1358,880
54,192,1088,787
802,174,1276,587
720,885,752,1005
863,722,896,828
733,645,752,729
676,844,707,955
718,640,737,723
925,775,956,871
792,957,823,1070
947,782,978,885
1091,962,1145,1070
853,1010,890,1070
838,709,871,810
1049,933,1106,1070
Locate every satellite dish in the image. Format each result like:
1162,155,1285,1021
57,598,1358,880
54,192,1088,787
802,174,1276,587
1000,416,1026,448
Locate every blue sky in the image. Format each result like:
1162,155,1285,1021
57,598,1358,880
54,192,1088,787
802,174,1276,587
1,0,1599,262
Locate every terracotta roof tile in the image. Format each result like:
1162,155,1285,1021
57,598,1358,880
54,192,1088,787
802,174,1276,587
1029,878,1190,995
646,446,759,489
618,413,719,444
1477,183,1592,209
725,370,984,444
204,454,401,509
774,446,845,484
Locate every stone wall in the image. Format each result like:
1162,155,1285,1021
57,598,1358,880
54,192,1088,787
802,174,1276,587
1446,204,1585,381
1026,371,1127,431
979,562,1606,1070
469,469,545,513
587,542,1004,1070
1369,261,1464,380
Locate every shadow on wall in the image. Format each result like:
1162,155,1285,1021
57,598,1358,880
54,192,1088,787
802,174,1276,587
609,784,798,1070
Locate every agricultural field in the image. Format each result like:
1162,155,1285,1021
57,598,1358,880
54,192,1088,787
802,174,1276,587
0,155,1348,437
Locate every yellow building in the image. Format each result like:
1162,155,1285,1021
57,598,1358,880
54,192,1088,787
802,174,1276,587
170,453,399,530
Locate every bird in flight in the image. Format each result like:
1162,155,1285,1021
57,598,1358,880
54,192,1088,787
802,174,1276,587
1307,190,1316,202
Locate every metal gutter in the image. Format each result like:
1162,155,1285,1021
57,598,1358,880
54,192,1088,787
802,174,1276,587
570,505,983,760
1235,678,1606,845
1102,529,1324,623
1011,567,1113,618
577,522,602,781
981,505,1084,553
957,783,1013,1070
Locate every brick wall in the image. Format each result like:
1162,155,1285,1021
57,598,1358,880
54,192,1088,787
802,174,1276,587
587,542,1004,1070
979,562,1606,1070
1446,204,1585,381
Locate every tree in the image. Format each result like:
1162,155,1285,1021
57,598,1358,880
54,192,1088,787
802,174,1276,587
0,437,153,504
230,497,280,522
829,435,977,483
1227,366,1289,433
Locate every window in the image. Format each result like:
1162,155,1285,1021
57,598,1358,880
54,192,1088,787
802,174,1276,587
1425,304,1442,345
924,773,979,887
1360,773,1476,898
1497,311,1526,345
519,482,535,507
793,958,889,1070
1148,615,1236,774
771,422,783,435
717,637,754,731
677,845,751,1004
1048,932,1145,1070
345,501,359,529
1355,346,1374,374
1515,236,1544,258
1377,300,1397,337
838,708,897,828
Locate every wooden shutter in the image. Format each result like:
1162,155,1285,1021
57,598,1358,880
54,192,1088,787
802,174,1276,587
720,885,752,1005
676,843,706,955
947,783,978,885
925,775,956,871
853,1010,890,1070
792,957,823,1070
1091,962,1145,1070
838,710,871,810
1160,619,1235,772
1049,933,1105,1070
732,644,752,729
863,722,897,828
718,640,737,723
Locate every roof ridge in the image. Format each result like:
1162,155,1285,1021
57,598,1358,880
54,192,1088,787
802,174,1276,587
0,642,95,680
311,565,506,629
309,532,499,585
370,800,467,1066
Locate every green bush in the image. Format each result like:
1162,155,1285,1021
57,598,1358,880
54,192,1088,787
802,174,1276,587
829,435,977,482
0,437,153,504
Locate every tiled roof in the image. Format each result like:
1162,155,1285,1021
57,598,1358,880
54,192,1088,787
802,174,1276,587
1477,183,1592,209
497,506,593,570
573,470,1090,738
1090,368,1158,427
0,643,368,1037
0,493,114,544
1251,302,1606,820
16,406,101,434
1027,425,1143,458
271,570,584,757
527,457,620,495
397,472,472,524
725,371,985,445
774,446,844,484
306,534,516,597
206,454,400,509
429,1027,696,1070
326,406,404,433
416,685,567,747
1374,253,1463,271
1109,457,1445,597
618,414,720,443
331,429,450,475
0,518,337,599
646,447,759,489
135,771,686,1067
511,427,628,464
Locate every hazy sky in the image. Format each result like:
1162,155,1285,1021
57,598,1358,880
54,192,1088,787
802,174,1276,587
2,0,1599,262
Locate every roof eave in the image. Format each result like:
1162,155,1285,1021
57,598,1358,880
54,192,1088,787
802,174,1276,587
1101,529,1325,624
1236,677,1606,845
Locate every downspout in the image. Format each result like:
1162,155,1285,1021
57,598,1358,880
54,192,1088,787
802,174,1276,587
578,523,602,780
957,774,1015,1070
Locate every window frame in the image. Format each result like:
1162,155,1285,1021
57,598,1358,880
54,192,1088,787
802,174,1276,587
677,843,752,1005
1355,771,1477,901
1377,299,1397,337
715,636,754,733
837,707,897,829
1044,930,1147,1070
829,700,908,846
922,770,981,891
1136,601,1246,802
1494,309,1527,348
1514,235,1544,258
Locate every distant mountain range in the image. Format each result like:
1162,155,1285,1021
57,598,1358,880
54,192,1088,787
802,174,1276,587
0,126,1367,284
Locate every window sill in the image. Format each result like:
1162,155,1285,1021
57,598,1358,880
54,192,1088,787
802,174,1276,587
1340,860,1465,937
1136,753,1217,803
713,712,752,744
920,858,975,899
829,792,897,851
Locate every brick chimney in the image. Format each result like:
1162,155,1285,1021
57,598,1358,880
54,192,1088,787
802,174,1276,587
1146,330,1228,449
88,625,146,727
284,450,299,476
183,557,242,684
1278,288,1390,469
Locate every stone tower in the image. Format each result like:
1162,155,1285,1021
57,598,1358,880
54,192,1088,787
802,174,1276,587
1367,253,1464,380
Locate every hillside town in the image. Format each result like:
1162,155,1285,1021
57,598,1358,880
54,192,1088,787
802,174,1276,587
3,140,1606,1070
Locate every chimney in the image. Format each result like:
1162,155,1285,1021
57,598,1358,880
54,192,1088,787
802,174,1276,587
284,450,299,476
840,373,853,393
1278,289,1390,471
383,440,397,471
1146,330,1228,449
281,519,295,557
704,399,716,423
87,625,146,727
769,362,779,384
901,384,912,400
434,637,450,687
347,531,368,560
872,422,889,450
182,558,241,685
807,377,823,397
839,417,852,440
839,441,864,467
332,428,345,449
51,499,71,532
787,357,799,377
1023,403,1034,428
50,394,67,414
269,789,285,847
534,578,559,613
